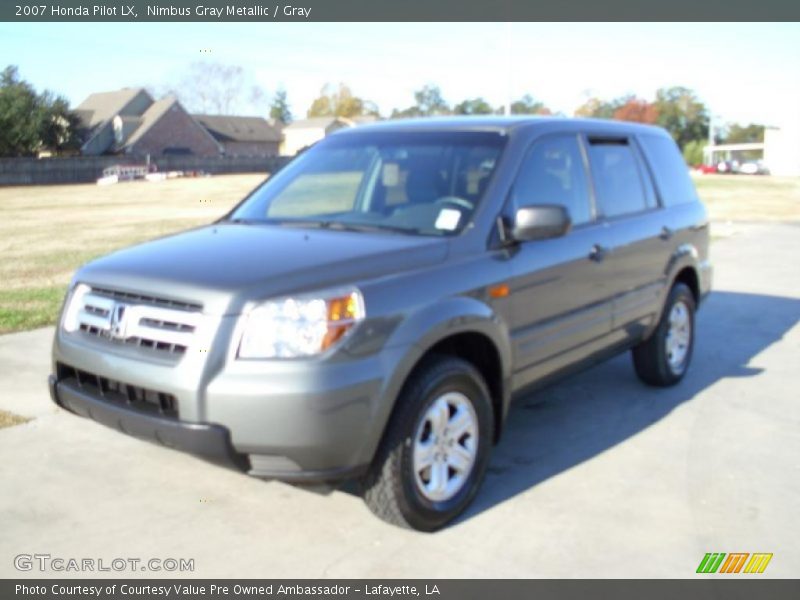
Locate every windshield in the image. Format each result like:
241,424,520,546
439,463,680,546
229,130,506,236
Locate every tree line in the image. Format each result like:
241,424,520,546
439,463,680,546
0,66,82,157
0,62,765,163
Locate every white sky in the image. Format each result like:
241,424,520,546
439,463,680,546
1,22,798,127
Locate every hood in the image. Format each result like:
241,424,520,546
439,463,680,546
77,223,449,315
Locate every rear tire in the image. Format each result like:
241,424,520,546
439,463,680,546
632,282,696,387
362,356,494,531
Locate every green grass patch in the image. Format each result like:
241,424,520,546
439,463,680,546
0,286,67,334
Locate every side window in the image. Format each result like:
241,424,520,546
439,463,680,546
512,135,592,226
638,133,699,207
587,138,650,218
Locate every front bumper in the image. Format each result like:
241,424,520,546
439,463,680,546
50,328,406,483
49,374,248,470
48,373,372,483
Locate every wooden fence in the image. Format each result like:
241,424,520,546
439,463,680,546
0,155,292,185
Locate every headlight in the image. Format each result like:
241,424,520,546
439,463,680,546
237,287,365,358
62,283,91,333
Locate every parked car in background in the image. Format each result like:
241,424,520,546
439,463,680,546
738,160,769,175
694,164,718,175
716,159,738,173
49,117,712,531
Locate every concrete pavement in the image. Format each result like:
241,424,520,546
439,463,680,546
1,222,798,578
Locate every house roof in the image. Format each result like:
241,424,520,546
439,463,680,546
122,97,181,148
75,88,151,129
74,109,95,127
112,115,144,148
193,115,282,143
284,117,353,130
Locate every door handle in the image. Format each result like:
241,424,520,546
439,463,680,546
660,226,674,240
589,244,608,262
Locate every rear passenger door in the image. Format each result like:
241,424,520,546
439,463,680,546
507,134,614,386
584,135,669,340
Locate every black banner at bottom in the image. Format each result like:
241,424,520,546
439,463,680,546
3,580,800,600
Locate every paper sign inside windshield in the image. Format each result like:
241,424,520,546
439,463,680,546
435,208,461,231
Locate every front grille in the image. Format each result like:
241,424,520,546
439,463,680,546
70,286,203,355
78,323,191,354
90,287,202,312
57,362,178,419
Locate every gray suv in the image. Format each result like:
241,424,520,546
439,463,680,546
49,117,711,531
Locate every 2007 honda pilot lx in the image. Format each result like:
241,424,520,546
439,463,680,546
50,117,711,530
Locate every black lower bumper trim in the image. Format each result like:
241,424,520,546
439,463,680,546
49,375,250,471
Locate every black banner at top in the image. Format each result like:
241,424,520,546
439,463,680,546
2,0,800,22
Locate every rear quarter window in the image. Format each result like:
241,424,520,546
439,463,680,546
586,139,652,218
638,134,699,207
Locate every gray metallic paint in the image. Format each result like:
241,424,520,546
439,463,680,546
51,117,711,481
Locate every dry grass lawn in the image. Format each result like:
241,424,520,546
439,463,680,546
695,174,800,223
0,172,797,334
0,173,266,333
0,409,30,429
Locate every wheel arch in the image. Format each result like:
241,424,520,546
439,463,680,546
362,297,513,468
645,246,703,341
673,265,700,306
416,331,506,443
664,243,702,303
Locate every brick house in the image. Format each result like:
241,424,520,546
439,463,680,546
192,115,282,157
76,88,221,157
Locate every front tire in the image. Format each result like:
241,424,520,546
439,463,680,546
632,282,696,387
362,356,494,531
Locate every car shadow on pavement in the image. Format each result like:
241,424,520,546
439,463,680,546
459,290,800,524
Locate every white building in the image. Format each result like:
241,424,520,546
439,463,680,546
703,123,800,177
280,117,354,156
764,126,800,176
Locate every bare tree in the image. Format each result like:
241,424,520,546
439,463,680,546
193,62,239,113
163,62,267,115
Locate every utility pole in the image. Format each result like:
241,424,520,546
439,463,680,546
706,114,716,166
504,22,512,116
708,114,715,146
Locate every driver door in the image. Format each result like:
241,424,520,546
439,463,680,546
507,133,614,388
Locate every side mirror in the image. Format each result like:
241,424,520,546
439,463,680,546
510,204,572,242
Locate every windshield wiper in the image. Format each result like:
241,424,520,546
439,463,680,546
275,219,421,235
331,222,421,235
225,218,334,229
226,217,261,225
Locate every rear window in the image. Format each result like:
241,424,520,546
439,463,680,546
586,139,651,218
638,134,699,206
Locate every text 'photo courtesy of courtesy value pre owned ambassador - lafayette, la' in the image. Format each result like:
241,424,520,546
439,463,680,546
49,116,712,531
